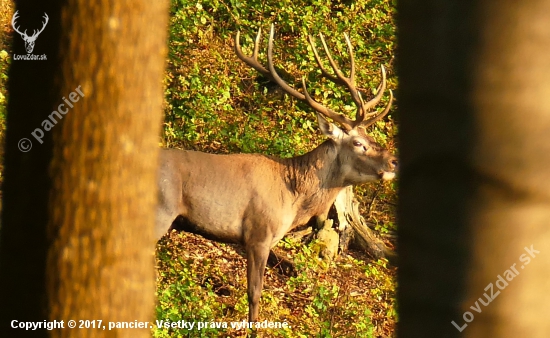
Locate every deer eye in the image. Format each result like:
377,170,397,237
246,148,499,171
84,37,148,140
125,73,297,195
353,141,363,147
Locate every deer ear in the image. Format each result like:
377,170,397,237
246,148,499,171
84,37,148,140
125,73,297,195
317,114,344,140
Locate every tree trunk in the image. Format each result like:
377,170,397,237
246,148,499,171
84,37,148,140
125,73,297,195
0,1,168,337
333,187,396,264
398,0,550,337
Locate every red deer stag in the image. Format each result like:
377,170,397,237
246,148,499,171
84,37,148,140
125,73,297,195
156,25,397,322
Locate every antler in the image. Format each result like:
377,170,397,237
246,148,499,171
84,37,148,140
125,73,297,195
235,24,393,131
11,11,25,36
235,28,270,79
235,27,305,101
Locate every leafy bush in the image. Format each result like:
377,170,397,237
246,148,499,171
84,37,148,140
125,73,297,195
163,0,397,157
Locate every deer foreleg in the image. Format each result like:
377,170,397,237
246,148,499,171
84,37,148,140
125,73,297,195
246,241,270,323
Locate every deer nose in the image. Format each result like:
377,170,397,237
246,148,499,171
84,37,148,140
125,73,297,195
388,157,398,171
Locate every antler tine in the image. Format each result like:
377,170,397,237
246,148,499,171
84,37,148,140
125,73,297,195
358,91,383,120
265,24,306,100
235,28,271,78
309,34,372,95
252,27,261,60
362,65,387,112
343,33,355,85
236,25,305,101
307,35,341,85
310,33,366,125
361,89,393,128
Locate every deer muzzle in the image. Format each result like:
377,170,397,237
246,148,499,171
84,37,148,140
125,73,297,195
379,155,398,180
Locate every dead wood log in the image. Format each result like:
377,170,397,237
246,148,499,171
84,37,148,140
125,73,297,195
285,186,396,266
333,186,397,265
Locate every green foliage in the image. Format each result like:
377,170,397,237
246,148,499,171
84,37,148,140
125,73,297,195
157,0,398,336
283,238,388,337
155,233,396,337
155,236,243,337
163,0,397,157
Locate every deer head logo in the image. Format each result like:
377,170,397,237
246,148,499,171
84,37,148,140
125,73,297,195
11,11,49,54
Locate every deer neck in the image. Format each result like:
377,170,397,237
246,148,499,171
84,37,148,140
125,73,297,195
281,140,346,213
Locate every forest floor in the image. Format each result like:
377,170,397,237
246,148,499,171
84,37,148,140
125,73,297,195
155,224,397,337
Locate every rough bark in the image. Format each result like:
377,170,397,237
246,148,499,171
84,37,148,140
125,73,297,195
0,1,168,337
398,0,550,337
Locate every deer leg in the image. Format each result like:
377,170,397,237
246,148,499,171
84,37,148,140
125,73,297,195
246,241,270,323
155,209,178,240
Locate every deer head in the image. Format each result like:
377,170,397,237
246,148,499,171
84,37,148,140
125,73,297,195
235,25,396,183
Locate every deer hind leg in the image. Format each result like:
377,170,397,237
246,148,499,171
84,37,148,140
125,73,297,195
246,240,271,323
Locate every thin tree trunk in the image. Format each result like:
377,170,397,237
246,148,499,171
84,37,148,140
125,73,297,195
398,0,550,337
0,1,168,337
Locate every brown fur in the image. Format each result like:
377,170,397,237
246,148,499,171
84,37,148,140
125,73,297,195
156,120,397,322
